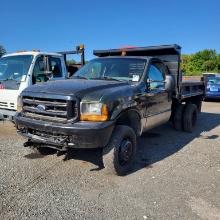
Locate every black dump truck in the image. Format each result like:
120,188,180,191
15,45,205,175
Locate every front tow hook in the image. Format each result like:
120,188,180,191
23,141,33,148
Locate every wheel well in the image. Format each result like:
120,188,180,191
115,110,141,136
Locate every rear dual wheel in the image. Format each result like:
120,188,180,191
173,104,185,131
173,103,198,132
183,104,198,132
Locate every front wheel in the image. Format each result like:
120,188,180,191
102,125,137,176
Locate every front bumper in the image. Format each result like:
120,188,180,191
0,109,16,120
15,113,115,149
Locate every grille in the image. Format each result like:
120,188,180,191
0,102,8,108
0,102,15,109
22,96,78,123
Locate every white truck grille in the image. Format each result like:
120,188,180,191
0,102,15,109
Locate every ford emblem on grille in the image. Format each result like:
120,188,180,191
36,104,46,111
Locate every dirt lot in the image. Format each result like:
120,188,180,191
0,102,219,220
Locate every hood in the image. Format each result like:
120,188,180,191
24,79,129,98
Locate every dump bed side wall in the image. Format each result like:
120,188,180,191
180,81,205,100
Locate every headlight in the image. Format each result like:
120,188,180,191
80,102,108,122
17,95,23,112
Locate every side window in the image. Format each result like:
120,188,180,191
50,57,62,78
148,64,165,90
32,57,48,84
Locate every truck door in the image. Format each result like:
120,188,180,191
49,56,64,79
32,56,48,84
144,62,172,130
32,56,64,84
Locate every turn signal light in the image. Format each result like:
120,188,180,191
80,104,108,122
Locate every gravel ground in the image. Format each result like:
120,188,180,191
0,102,219,220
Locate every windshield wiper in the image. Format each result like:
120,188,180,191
72,75,88,80
91,76,123,82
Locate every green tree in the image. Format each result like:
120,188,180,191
217,54,220,72
66,59,76,65
181,49,220,76
202,60,217,72
0,45,6,57
181,54,192,74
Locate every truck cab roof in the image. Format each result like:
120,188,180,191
2,51,63,57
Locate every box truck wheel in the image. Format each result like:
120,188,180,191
102,125,137,176
183,104,198,132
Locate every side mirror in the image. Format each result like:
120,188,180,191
20,75,27,82
147,79,165,90
165,75,175,92
44,70,53,79
146,78,151,89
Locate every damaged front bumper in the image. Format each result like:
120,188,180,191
15,113,115,150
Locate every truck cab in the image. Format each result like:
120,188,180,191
0,46,85,120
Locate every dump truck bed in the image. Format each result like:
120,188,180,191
180,81,204,99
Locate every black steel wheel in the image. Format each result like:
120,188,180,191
102,125,137,176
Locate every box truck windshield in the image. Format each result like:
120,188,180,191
0,55,33,89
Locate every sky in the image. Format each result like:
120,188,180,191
1,0,220,60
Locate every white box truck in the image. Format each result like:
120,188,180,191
0,45,85,120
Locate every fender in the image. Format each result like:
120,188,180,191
111,107,143,136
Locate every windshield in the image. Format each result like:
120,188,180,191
74,58,146,82
207,76,220,85
0,55,33,82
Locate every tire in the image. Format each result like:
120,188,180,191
196,100,202,113
102,125,137,176
183,104,198,132
203,97,208,102
33,146,56,155
173,104,185,131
